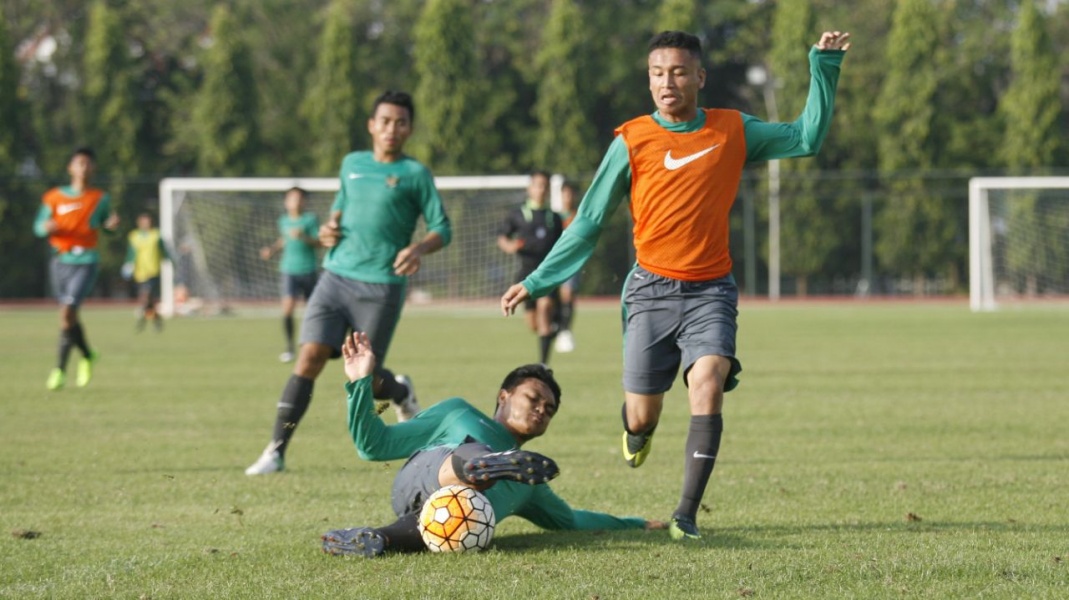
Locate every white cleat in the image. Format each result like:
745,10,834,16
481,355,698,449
393,374,421,422
279,351,295,363
554,330,575,353
245,444,284,475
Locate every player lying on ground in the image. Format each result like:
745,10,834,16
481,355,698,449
321,331,666,557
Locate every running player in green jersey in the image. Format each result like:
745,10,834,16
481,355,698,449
321,332,667,557
246,91,452,476
502,31,851,540
259,187,319,362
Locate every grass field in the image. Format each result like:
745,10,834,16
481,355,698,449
1,301,1067,599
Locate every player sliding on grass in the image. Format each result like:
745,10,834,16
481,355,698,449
321,331,666,557
501,30,851,541
245,91,452,476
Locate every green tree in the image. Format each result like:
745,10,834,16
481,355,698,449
873,0,957,294
410,0,485,174
767,0,840,296
656,0,699,32
531,0,598,174
190,5,260,175
301,0,363,175
83,1,141,210
0,3,19,174
1001,0,1067,295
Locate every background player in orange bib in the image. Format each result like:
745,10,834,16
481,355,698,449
34,147,120,390
502,30,851,541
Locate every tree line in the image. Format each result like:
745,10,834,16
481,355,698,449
1,0,1066,299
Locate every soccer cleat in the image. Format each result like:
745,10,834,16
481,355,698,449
278,351,295,363
393,374,421,422
321,527,387,558
46,368,66,391
621,405,655,468
462,449,560,486
554,330,575,353
244,444,284,475
75,351,98,387
669,516,701,541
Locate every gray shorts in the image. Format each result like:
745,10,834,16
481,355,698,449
136,276,161,300
281,272,317,300
299,271,405,359
50,259,99,307
390,443,492,517
621,266,742,395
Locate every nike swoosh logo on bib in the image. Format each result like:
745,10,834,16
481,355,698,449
663,144,720,171
56,203,83,216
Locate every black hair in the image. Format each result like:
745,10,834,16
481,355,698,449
286,186,308,197
561,179,577,192
530,170,550,181
70,146,96,162
499,363,562,408
371,90,415,123
647,30,703,60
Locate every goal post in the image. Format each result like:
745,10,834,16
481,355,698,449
158,175,561,317
969,177,1069,312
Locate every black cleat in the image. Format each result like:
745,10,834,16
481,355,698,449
463,449,560,486
321,527,387,557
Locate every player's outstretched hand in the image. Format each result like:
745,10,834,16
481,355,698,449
816,31,851,52
644,520,668,530
341,331,376,383
500,283,530,316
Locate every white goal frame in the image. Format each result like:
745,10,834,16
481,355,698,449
158,175,562,317
969,176,1069,312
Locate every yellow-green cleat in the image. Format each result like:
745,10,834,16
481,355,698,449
622,429,654,468
669,516,701,541
46,368,66,391
75,351,98,387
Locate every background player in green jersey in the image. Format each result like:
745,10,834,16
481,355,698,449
246,91,452,476
502,31,851,541
554,180,581,354
320,331,667,557
123,211,170,332
496,170,563,365
259,187,320,362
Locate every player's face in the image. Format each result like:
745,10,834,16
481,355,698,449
368,103,413,157
560,186,575,212
67,153,95,181
648,47,705,122
284,190,304,213
527,175,549,206
137,215,152,230
497,378,558,442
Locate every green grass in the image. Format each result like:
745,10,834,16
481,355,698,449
1,301,1067,599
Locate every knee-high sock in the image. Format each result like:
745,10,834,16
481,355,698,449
283,315,295,352
377,513,426,553
560,301,574,331
272,375,314,457
56,328,74,370
374,367,407,402
69,323,91,356
674,414,723,521
539,335,553,364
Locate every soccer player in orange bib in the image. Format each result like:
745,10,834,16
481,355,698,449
34,147,120,390
502,30,851,540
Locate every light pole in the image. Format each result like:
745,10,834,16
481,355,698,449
746,65,781,301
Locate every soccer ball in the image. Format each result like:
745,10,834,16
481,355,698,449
418,485,496,553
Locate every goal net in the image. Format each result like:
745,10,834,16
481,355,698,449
969,177,1069,311
158,176,559,317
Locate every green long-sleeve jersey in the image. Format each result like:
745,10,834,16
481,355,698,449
522,47,845,298
345,377,646,531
